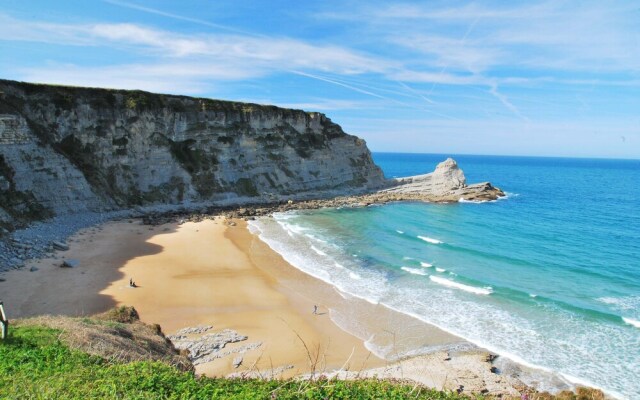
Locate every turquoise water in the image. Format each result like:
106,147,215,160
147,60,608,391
250,153,640,399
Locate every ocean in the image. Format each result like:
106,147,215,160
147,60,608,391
249,153,640,399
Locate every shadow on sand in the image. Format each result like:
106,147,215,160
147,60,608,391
0,220,177,319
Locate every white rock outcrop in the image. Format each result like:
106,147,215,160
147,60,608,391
431,157,466,190
372,158,503,202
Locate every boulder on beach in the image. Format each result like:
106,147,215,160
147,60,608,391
52,241,70,251
61,259,79,268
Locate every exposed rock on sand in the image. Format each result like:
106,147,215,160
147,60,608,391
52,241,70,251
318,349,523,397
60,259,79,268
168,326,262,367
170,325,214,337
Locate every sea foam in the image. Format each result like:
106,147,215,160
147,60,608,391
420,262,433,268
622,317,640,328
597,296,640,311
429,276,493,295
310,245,326,256
458,198,489,204
305,233,328,244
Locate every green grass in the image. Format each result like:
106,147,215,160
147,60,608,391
0,325,470,399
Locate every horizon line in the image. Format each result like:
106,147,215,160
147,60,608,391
370,151,640,162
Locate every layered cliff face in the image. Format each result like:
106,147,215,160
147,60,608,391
0,80,384,230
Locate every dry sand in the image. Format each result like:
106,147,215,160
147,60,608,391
0,218,383,377
0,216,527,395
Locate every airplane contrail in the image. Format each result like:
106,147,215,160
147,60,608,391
102,0,262,37
488,82,529,122
291,71,459,120
427,16,480,96
397,81,436,104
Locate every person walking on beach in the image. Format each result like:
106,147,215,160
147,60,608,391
313,305,318,314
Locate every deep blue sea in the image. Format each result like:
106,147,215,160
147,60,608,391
251,153,640,399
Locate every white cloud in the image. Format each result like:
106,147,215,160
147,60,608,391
0,14,394,77
102,0,256,36
88,23,395,74
0,14,90,46
2,2,638,158
389,34,503,73
264,99,382,112
388,70,485,86
89,24,211,57
372,2,557,21
345,117,640,159
18,63,242,94
322,2,640,74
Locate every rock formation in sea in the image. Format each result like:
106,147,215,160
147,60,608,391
379,157,504,202
0,79,384,231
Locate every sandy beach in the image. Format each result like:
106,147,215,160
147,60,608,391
0,216,528,395
1,217,387,377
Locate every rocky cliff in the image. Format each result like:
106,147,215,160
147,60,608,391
0,79,384,231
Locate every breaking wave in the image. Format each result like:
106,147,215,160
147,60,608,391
401,266,428,276
417,236,442,244
429,276,493,295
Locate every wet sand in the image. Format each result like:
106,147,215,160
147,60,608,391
0,216,527,395
0,218,386,377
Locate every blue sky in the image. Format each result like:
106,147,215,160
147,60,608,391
1,0,639,158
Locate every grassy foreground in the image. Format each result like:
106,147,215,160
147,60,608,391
0,324,467,400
